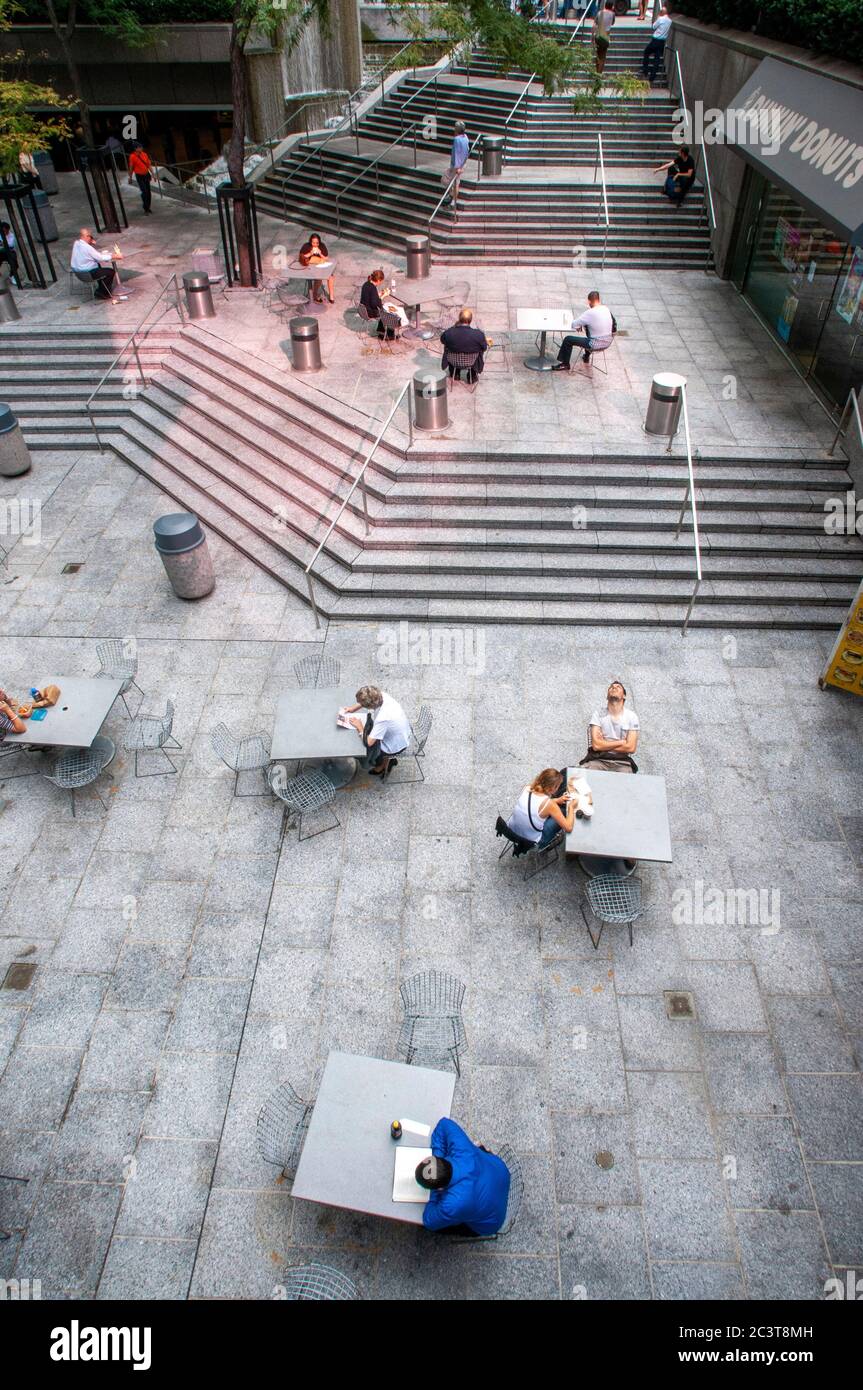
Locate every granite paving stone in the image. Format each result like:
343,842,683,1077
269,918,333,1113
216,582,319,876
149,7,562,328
734,1211,831,1300
640,1159,736,1262
806,1162,863,1267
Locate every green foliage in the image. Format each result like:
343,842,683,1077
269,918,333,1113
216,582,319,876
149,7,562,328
671,0,863,67
0,1,69,174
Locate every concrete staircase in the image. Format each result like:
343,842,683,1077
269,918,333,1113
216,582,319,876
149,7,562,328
0,324,180,449
255,30,704,268
4,324,859,629
440,181,710,266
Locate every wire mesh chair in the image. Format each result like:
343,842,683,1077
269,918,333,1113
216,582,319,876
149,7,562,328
357,301,405,355
397,970,467,1075
282,1263,360,1301
43,745,110,818
445,350,481,392
277,281,309,322
94,638,145,718
496,817,564,880
450,1143,525,1242
581,873,643,950
210,722,271,796
293,655,341,689
268,763,339,844
123,698,182,777
387,705,432,784
573,332,615,378
256,1080,313,1178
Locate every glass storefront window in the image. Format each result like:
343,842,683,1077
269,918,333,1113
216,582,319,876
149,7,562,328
732,169,863,411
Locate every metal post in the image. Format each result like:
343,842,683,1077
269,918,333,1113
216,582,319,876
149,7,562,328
407,383,414,449
305,572,321,629
413,126,417,167
133,339,145,387
361,475,370,534
681,579,701,637
86,403,105,454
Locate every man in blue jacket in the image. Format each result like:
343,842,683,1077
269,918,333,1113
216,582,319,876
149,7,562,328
417,1117,510,1235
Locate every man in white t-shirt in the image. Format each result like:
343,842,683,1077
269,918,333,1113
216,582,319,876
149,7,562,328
344,684,412,779
585,680,640,772
642,6,672,83
552,290,616,370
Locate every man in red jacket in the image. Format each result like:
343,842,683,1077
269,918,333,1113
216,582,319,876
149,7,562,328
128,143,153,214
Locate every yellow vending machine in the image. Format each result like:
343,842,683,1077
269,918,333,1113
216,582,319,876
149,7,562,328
819,577,863,695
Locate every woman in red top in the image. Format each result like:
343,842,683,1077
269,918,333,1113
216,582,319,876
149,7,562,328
128,143,153,214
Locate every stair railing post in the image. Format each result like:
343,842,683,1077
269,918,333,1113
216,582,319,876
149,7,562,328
361,472,370,534
413,123,417,167
305,572,321,629
133,337,145,388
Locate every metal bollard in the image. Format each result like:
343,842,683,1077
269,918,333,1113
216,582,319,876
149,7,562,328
412,369,450,431
182,270,216,320
289,316,322,372
644,372,687,437
153,512,215,599
0,404,32,478
0,276,21,323
405,234,430,279
481,134,504,177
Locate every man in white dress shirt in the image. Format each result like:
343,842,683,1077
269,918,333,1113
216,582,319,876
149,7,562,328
70,227,126,302
344,684,412,779
642,6,672,83
551,290,616,370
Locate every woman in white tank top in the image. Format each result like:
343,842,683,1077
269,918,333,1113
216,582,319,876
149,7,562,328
507,768,578,848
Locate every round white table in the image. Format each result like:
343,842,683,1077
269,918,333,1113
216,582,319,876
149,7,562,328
284,258,336,311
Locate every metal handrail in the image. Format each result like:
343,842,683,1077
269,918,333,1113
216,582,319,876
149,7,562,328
672,47,717,269
151,159,219,213
276,38,464,219
427,131,483,250
334,122,425,234
255,93,350,169
829,388,863,456
592,132,610,270
671,382,703,635
565,7,593,47
85,274,185,452
304,380,413,628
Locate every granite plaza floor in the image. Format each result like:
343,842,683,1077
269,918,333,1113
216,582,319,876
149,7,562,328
0,176,861,1302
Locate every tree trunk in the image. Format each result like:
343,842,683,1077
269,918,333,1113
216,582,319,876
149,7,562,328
43,0,121,232
228,20,255,287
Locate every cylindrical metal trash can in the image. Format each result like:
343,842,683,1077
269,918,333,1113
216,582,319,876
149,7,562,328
33,151,59,195
182,270,216,320
153,512,215,599
0,404,32,478
25,189,58,243
644,372,687,436
481,134,504,177
405,234,430,279
412,369,450,431
0,277,21,324
289,316,322,372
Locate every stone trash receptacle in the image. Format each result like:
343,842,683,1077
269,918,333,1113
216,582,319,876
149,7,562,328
0,403,32,478
153,512,215,599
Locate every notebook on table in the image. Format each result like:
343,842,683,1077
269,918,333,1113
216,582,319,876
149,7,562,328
392,1146,432,1203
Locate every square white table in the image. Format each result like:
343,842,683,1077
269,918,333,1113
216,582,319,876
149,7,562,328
271,684,366,786
3,677,123,750
291,1051,456,1225
517,307,573,371
564,768,673,864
